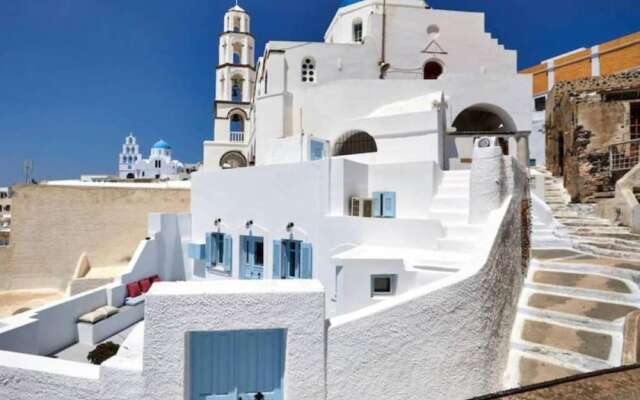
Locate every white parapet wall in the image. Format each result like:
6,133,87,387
326,158,529,400
142,280,327,400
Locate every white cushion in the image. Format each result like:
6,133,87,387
78,306,119,324
125,295,145,306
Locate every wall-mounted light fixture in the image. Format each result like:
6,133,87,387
245,220,254,229
214,218,222,227
286,222,295,232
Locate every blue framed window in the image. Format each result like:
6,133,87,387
273,240,312,279
207,233,232,273
372,192,396,218
310,138,326,161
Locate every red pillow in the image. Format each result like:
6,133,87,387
126,282,142,298
139,278,152,293
151,275,161,283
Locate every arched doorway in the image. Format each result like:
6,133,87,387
452,105,516,133
333,131,377,156
423,61,443,80
126,173,135,179
220,151,248,169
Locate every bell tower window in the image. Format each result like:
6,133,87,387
353,19,363,43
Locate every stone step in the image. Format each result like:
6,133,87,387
576,240,640,255
531,270,632,294
444,224,483,239
572,231,640,241
431,195,468,210
520,319,613,361
437,237,476,253
575,243,640,261
428,209,468,224
511,339,613,372
517,355,581,387
526,292,638,321
436,185,468,196
518,305,624,334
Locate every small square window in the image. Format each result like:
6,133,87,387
371,275,396,296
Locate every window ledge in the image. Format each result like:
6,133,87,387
207,267,231,277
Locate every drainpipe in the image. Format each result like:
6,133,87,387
379,0,389,79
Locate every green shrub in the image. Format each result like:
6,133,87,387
87,341,120,365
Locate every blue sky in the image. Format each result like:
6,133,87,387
0,0,638,186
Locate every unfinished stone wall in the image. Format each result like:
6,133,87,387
0,184,190,292
546,71,640,202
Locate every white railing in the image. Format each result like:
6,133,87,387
230,131,245,142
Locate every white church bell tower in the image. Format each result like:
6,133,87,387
212,3,255,148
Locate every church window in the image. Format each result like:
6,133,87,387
353,19,363,43
534,96,546,112
230,113,245,133
301,58,316,83
231,75,243,101
233,16,241,32
423,61,443,80
232,43,242,64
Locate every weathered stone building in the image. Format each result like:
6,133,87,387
546,71,640,202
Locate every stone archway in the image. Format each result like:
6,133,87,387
220,151,248,169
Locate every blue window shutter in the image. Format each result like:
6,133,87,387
301,243,313,279
382,192,396,218
206,233,216,265
223,235,232,272
188,243,206,261
273,240,282,279
372,192,382,217
187,243,197,259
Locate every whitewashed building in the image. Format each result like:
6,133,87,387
0,1,533,400
119,134,186,180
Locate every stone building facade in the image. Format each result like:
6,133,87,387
546,71,640,202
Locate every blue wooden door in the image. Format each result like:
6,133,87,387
235,330,284,400
189,331,235,400
240,236,264,280
188,330,284,400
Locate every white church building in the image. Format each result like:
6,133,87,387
0,1,535,400
119,134,185,180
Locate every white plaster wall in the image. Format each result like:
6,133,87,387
0,287,108,356
325,0,517,76
369,161,440,218
190,159,444,311
331,258,453,315
253,73,530,168
0,350,99,400
142,280,326,400
326,158,528,400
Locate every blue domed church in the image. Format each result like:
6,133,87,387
118,134,185,179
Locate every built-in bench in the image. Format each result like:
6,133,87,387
77,303,145,345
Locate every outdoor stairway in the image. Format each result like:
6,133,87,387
506,171,640,389
429,170,481,259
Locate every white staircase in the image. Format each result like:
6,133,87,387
428,170,482,261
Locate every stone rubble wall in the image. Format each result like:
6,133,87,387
546,71,640,202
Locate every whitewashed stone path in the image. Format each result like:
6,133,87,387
505,172,640,388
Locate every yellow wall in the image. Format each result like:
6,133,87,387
520,31,640,95
0,184,190,291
